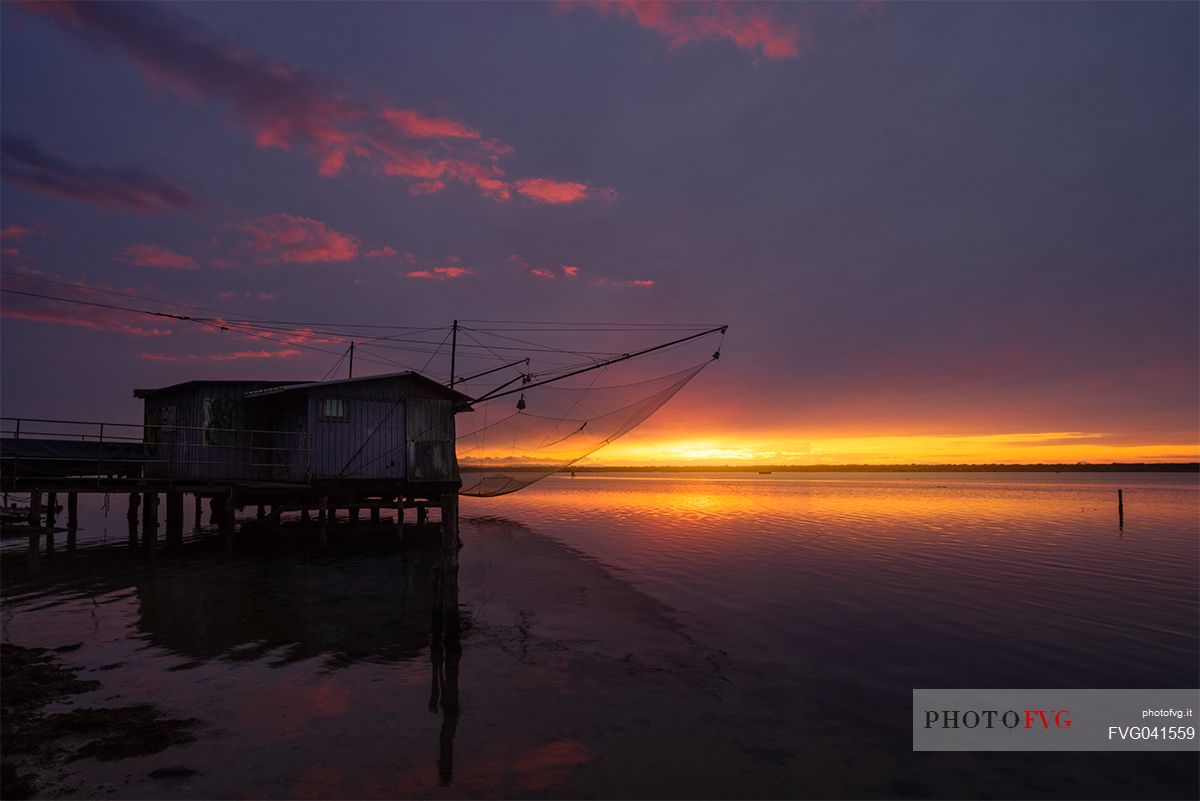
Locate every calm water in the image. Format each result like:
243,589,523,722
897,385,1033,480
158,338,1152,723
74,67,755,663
2,473,1197,799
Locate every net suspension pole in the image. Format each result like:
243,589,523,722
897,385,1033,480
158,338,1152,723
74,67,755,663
450,320,458,389
472,324,727,404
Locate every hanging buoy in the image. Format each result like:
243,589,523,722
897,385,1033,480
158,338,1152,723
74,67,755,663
516,393,526,411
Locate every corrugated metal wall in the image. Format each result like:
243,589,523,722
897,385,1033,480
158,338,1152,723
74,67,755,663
139,376,459,485
143,382,273,480
246,395,308,482
405,398,458,482
308,393,407,480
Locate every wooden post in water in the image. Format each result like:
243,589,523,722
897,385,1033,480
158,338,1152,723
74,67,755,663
349,505,360,525
142,492,159,551
301,507,311,524
194,495,203,529
28,490,42,528
1118,489,1124,530
45,492,57,555
439,493,461,645
256,503,266,520
66,492,78,551
166,491,184,547
370,505,380,524
318,496,329,547
27,526,40,572
395,495,404,536
221,492,236,555
127,491,140,548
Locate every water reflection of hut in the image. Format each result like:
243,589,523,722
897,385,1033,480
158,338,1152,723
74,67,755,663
134,549,441,667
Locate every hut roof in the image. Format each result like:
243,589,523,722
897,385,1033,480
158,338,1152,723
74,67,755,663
133,379,302,398
242,371,473,405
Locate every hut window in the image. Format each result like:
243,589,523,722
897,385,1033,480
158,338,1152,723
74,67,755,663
319,398,348,422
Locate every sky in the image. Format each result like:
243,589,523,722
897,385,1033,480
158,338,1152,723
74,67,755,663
1,1,1197,465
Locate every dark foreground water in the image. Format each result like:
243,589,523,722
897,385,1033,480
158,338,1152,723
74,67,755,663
2,473,1197,799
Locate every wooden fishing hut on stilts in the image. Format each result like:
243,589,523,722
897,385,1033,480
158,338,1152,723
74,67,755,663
2,371,472,566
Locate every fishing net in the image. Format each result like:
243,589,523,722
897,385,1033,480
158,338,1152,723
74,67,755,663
451,325,721,497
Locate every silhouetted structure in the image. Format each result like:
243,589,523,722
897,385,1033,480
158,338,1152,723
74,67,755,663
2,371,470,555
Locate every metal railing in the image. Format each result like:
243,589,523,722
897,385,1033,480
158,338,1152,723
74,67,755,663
1,416,312,483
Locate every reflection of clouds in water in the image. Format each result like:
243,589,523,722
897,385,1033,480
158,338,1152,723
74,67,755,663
234,673,352,745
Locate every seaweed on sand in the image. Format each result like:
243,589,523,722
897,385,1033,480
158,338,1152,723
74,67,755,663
1,642,198,798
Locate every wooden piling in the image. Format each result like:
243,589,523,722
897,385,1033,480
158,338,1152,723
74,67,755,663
221,493,236,555
127,492,140,548
27,528,40,571
44,492,57,555
318,496,329,547
67,491,78,551
166,491,184,547
1118,489,1124,530
301,507,311,524
370,506,380,524
28,490,42,528
142,492,159,550
349,505,360,525
194,495,203,529
45,492,57,530
257,503,266,520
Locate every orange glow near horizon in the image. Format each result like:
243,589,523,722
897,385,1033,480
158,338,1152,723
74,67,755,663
565,430,1200,466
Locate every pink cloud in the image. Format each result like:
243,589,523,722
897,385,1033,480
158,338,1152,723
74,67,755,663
409,179,447,196
405,265,473,280
208,322,343,347
2,247,20,259
561,265,580,276
22,3,603,203
140,348,304,362
1,223,47,241
116,243,196,269
239,214,358,263
381,108,480,140
592,277,656,288
530,267,555,279
514,178,590,204
365,245,397,259
1,274,173,336
566,1,805,60
1,134,196,212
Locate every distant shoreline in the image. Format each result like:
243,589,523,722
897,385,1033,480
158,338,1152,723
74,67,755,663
463,463,1200,474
